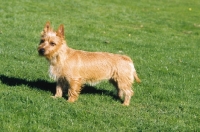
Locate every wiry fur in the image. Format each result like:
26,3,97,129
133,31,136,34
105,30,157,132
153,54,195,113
38,22,141,106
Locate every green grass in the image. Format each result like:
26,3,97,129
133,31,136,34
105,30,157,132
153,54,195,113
0,0,199,131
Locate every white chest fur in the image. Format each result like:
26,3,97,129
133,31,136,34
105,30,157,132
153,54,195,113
49,65,61,81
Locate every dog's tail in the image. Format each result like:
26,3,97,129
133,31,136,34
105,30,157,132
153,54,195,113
133,71,141,83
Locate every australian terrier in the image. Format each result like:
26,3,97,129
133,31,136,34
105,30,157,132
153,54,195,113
38,22,141,106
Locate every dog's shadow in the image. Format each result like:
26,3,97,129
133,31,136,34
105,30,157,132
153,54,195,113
0,75,118,100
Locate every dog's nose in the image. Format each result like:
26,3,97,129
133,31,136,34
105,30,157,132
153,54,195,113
39,48,45,55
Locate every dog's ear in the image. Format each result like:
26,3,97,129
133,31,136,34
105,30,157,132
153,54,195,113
57,24,65,38
43,21,51,32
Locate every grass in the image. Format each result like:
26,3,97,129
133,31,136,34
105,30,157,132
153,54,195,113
0,0,199,131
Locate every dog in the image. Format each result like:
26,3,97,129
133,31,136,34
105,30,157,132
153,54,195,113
37,22,141,106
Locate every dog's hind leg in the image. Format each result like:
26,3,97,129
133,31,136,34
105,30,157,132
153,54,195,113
122,89,133,106
109,79,124,100
117,79,133,106
68,78,82,103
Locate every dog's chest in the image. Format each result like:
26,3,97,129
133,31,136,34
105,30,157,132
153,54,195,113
49,65,63,81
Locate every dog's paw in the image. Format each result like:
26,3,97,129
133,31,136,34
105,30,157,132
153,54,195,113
122,103,130,106
51,96,57,99
51,95,62,98
68,97,77,103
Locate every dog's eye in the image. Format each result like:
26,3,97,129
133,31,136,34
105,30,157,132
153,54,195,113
40,39,45,44
50,42,56,46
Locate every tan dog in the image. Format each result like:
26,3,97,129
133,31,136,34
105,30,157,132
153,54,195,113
38,22,141,106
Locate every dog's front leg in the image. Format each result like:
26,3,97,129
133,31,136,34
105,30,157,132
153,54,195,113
68,79,82,103
53,78,65,98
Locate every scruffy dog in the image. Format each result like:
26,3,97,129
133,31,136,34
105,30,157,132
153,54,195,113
38,22,141,106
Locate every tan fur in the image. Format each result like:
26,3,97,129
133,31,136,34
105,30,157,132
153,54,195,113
38,22,141,106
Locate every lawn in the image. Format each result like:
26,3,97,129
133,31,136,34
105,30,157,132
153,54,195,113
0,0,199,131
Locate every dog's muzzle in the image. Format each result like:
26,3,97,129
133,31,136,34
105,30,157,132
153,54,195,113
38,48,45,55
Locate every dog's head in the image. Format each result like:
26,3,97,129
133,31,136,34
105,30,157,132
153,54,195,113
38,21,66,59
